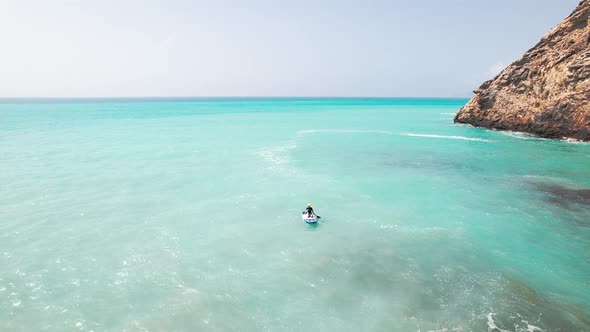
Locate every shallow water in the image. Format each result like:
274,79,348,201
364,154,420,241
1,98,589,331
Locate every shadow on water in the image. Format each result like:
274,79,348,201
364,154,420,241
528,181,590,215
498,276,590,330
535,183,590,207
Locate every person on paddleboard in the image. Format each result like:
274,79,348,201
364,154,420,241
305,203,314,218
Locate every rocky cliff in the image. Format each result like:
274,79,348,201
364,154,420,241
455,0,590,141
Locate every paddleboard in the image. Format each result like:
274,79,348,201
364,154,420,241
302,212,318,224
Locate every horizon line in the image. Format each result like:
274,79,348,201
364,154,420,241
0,96,472,100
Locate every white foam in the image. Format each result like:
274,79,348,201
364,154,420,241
524,323,544,332
379,224,398,230
563,138,589,144
500,131,549,141
298,129,492,142
485,313,545,332
256,142,298,174
257,143,295,165
402,133,493,142
501,131,589,144
486,313,511,332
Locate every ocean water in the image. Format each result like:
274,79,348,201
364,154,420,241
1,98,589,332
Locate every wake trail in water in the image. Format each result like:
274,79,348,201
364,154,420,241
296,129,395,136
297,129,494,143
297,129,491,143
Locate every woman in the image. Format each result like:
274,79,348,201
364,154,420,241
305,203,314,218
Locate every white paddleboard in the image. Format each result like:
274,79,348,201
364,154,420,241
302,212,318,224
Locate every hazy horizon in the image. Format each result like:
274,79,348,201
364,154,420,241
0,0,580,98
0,96,472,100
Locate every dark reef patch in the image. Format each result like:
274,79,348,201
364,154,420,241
534,183,590,208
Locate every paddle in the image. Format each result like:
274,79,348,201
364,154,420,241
302,211,321,219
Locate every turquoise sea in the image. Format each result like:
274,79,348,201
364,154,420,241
1,98,589,331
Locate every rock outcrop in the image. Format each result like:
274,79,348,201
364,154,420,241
455,0,590,141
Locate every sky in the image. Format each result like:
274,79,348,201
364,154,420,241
0,0,582,97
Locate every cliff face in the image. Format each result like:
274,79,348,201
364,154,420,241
455,0,590,141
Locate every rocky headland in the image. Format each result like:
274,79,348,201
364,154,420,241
455,0,590,141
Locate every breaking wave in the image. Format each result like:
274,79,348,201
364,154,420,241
486,313,544,332
500,131,550,141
